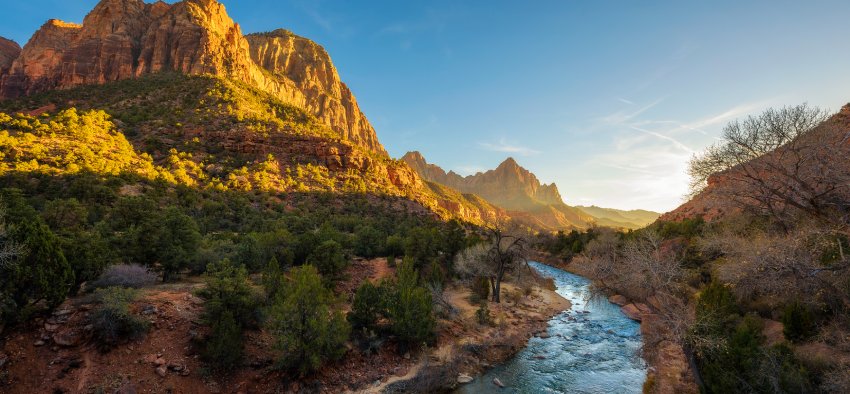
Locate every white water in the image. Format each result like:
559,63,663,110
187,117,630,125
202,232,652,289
456,261,646,393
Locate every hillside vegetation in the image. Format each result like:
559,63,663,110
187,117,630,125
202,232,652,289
557,104,850,393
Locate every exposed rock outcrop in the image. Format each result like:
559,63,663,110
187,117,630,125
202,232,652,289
0,37,20,75
246,30,382,154
0,0,385,154
403,152,564,210
402,151,596,230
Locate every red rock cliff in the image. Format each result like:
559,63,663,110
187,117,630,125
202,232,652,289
0,0,385,154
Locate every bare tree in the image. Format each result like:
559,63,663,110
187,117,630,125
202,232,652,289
688,104,849,229
705,225,850,312
0,205,25,332
455,224,529,303
580,228,623,290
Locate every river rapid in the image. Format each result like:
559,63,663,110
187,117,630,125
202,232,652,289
456,261,646,393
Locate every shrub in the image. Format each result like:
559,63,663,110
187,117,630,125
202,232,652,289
0,189,73,322
425,260,446,288
387,259,435,347
505,289,523,305
198,259,258,370
262,257,283,301
203,309,243,370
349,280,387,330
781,301,816,342
387,255,396,268
198,259,258,329
90,287,149,351
306,240,348,285
475,303,492,326
130,207,200,281
470,276,490,305
91,264,157,289
267,265,350,375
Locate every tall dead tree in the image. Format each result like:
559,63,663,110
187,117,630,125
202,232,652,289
456,224,529,303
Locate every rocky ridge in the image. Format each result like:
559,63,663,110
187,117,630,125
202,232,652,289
402,151,597,230
0,0,384,154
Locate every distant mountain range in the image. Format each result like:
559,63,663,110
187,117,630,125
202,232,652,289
402,152,659,230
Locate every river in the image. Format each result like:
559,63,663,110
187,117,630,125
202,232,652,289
456,261,646,393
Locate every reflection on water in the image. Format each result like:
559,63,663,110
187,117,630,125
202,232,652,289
456,262,646,394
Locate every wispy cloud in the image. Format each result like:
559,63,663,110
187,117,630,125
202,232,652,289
598,98,665,125
629,126,695,154
569,96,782,212
477,138,540,156
617,97,635,105
292,0,333,32
377,8,455,36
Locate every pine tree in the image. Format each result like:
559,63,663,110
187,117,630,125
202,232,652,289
267,265,350,375
387,258,434,347
262,256,283,301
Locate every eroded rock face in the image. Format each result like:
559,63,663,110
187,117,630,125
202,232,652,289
246,30,382,153
0,37,20,75
402,151,596,230
403,152,569,211
0,0,385,155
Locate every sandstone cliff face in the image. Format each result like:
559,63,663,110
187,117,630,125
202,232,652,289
0,0,385,154
403,152,566,212
246,30,381,153
0,38,20,75
402,151,596,230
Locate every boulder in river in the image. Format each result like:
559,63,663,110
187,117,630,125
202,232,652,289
457,373,474,384
493,377,505,388
621,303,651,322
608,294,628,306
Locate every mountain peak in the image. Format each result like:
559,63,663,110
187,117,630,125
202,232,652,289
0,0,386,155
499,157,519,168
402,151,426,162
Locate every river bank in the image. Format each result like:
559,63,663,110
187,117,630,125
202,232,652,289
530,251,698,394
458,262,647,393
365,276,572,393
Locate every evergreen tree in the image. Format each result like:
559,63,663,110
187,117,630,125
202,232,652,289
306,240,348,285
199,259,257,327
348,280,386,330
0,189,73,322
267,265,350,375
204,309,243,370
262,256,283,301
386,258,434,347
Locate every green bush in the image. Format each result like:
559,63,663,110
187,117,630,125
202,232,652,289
0,189,73,323
262,257,283,301
198,259,258,328
203,309,243,370
475,303,492,326
386,259,434,347
781,301,817,342
349,280,387,330
129,207,201,281
90,287,149,352
470,276,491,305
267,265,350,375
306,240,348,285
198,259,258,369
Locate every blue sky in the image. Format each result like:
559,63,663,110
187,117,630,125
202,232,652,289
3,0,850,212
